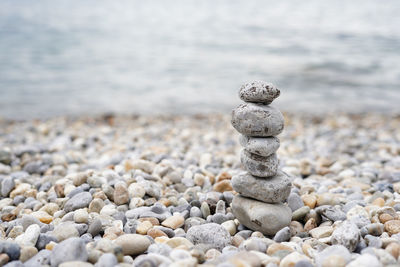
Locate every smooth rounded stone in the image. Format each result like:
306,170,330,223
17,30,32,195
88,219,102,237
294,260,314,267
51,222,79,241
347,254,381,267
331,221,360,252
280,252,311,267
114,234,151,256
94,253,118,267
273,227,291,242
240,150,279,177
24,249,51,267
287,193,304,212
186,223,231,251
113,182,129,205
1,177,15,197
232,171,291,203
147,243,172,257
19,246,38,263
365,235,382,248
231,103,284,137
232,195,291,236
21,214,42,231
50,237,88,267
1,242,21,261
314,245,352,267
15,224,40,247
190,207,203,218
184,217,206,231
161,215,184,229
64,192,92,212
238,81,280,104
292,206,310,221
200,202,210,218
133,253,172,266
239,135,280,157
74,209,89,224
36,234,58,250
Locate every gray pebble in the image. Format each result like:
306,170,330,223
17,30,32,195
95,253,118,267
288,193,304,212
88,218,102,236
186,223,231,251
240,150,279,177
50,237,88,267
64,192,92,212
273,226,291,242
238,81,280,104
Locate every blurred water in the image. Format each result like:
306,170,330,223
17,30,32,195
0,0,400,119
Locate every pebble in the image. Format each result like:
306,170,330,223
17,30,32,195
273,227,291,242
161,215,185,229
239,135,280,157
64,192,93,212
232,195,292,235
88,219,102,237
288,193,304,212
232,171,291,203
238,80,280,104
95,253,118,267
15,224,40,247
19,246,38,262
186,223,231,251
384,220,400,235
51,222,79,241
309,226,333,239
331,221,360,252
280,252,311,267
50,237,88,267
114,234,151,255
347,253,382,267
240,150,279,177
231,103,284,137
113,182,129,205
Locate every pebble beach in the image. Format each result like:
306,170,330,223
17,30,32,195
0,112,400,267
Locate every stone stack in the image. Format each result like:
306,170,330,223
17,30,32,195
231,81,292,236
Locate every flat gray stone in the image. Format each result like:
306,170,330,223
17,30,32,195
238,81,280,104
232,195,292,236
64,192,92,212
239,135,280,157
186,223,231,251
231,103,284,137
231,171,291,203
240,150,278,177
50,237,88,267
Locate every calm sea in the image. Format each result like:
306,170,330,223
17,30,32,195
1,0,400,119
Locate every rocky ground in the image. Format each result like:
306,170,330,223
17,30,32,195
0,112,399,267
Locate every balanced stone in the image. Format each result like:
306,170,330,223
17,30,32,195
231,103,284,137
231,171,291,203
239,81,280,104
232,195,292,235
240,150,278,177
239,135,280,157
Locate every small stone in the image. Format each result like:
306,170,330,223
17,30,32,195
2,242,21,261
59,261,93,267
240,150,279,177
51,223,79,241
331,221,360,252
15,224,40,247
165,237,193,249
267,243,293,255
280,252,311,267
213,180,233,192
347,254,381,267
136,221,153,235
301,195,317,209
147,228,167,239
232,171,290,203
314,245,352,267
288,193,304,212
372,197,385,207
239,135,280,157
114,234,151,256
74,209,89,224
385,242,400,259
114,182,129,205
36,234,57,250
50,237,88,267
379,213,393,224
24,249,51,266
385,220,400,235
186,223,231,251
128,183,145,198
238,81,280,103
0,254,9,266
88,219,102,237
231,103,284,137
1,177,15,197
221,220,237,236
64,192,92,213
309,226,333,239
95,253,118,267
19,246,38,263
292,206,310,221
232,195,292,235
274,226,291,242
161,215,184,229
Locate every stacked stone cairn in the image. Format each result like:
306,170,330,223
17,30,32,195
231,81,292,236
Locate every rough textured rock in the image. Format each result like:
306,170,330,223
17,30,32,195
232,195,292,235
331,221,360,252
240,150,279,177
186,223,231,251
231,171,291,203
50,238,88,267
238,81,280,104
231,103,284,137
239,135,280,157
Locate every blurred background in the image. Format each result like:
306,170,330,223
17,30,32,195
0,0,400,119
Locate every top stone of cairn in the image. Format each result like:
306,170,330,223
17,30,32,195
239,81,280,104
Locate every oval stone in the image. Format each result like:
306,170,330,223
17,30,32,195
239,81,280,104
232,195,292,235
240,150,278,177
231,103,284,137
231,171,291,203
239,135,280,157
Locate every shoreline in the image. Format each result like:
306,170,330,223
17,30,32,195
0,112,399,265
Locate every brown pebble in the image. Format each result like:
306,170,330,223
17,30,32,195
213,180,233,192
1,213,16,222
385,220,400,235
54,184,65,198
232,235,244,247
290,221,304,236
0,253,9,266
147,228,167,239
379,213,394,224
372,197,385,207
138,217,159,225
302,194,317,209
304,218,317,232
161,215,184,229
386,242,400,259
136,221,153,235
216,172,232,183
267,243,294,255
158,198,172,207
